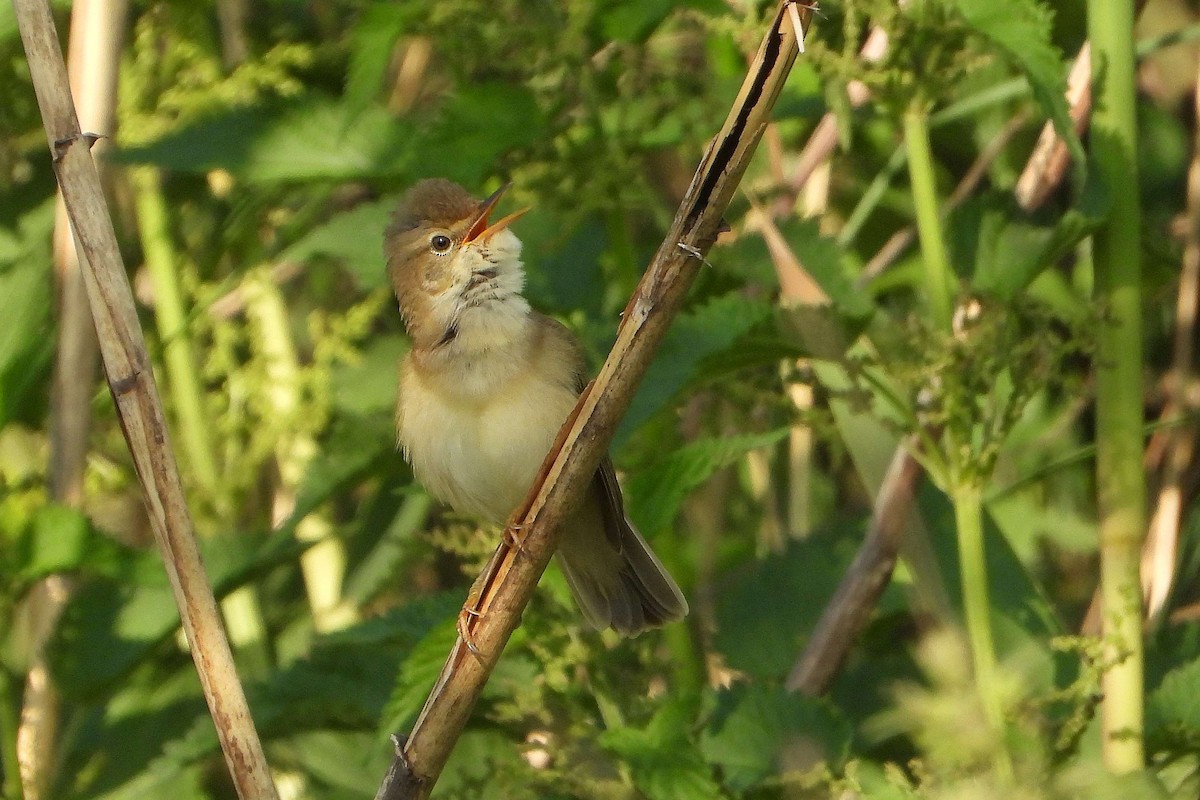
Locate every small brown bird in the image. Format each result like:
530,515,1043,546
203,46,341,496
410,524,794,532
385,178,688,635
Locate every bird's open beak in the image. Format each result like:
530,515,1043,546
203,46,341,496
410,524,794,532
463,182,530,244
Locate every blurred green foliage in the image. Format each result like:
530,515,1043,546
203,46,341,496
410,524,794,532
1,0,1200,798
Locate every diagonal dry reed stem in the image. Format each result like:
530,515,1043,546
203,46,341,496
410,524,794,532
374,5,812,798
12,1,277,797
17,2,125,797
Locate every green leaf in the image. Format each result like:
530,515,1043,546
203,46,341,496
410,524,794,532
344,4,417,120
1147,656,1200,751
787,219,875,322
414,82,546,186
378,615,460,735
522,216,606,316
625,428,789,536
953,183,1108,300
0,198,55,425
601,701,722,800
48,576,182,700
282,197,399,290
701,684,851,791
16,504,130,589
115,100,417,182
713,533,864,681
600,0,724,43
955,0,1086,185
621,293,774,441
291,413,396,528
330,334,410,417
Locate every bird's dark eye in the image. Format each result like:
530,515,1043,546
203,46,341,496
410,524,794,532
430,234,453,253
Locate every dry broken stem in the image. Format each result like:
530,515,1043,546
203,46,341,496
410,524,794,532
13,1,277,798
374,4,812,799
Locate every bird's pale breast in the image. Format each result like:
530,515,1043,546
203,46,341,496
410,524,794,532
398,352,580,522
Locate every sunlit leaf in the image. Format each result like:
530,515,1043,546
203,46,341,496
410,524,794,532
115,100,417,182
282,197,400,290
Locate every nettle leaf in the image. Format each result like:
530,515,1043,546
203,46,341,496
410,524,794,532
1147,656,1200,751
714,532,864,681
377,615,460,735
950,181,1107,300
522,215,607,316
955,0,1085,184
282,197,399,290
620,293,774,442
788,219,874,322
48,576,182,700
600,701,722,800
625,428,789,536
0,198,55,425
600,0,724,43
701,684,851,791
291,412,396,528
115,100,416,182
330,334,409,417
15,504,131,590
414,82,546,185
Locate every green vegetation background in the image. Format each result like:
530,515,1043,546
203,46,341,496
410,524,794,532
1,0,1199,798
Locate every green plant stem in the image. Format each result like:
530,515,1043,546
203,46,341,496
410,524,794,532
902,106,955,332
243,271,353,632
1088,0,1146,774
951,482,1001,724
130,167,221,498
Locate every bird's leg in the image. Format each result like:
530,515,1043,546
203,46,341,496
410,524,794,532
502,520,527,553
457,547,506,661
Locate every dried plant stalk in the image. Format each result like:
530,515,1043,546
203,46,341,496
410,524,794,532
13,1,277,797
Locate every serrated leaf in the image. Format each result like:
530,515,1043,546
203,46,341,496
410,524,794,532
115,100,417,182
620,293,774,442
282,197,399,290
601,701,722,800
955,0,1085,185
0,198,55,425
413,82,546,186
378,615,460,735
701,684,851,791
48,577,181,700
291,413,396,527
714,533,861,680
1147,656,1200,750
788,219,874,322
626,428,789,535
953,183,1107,300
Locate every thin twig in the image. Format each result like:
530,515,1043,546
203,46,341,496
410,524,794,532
12,2,278,798
374,5,811,798
787,441,923,695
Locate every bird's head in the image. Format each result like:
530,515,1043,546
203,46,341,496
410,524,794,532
385,179,530,350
